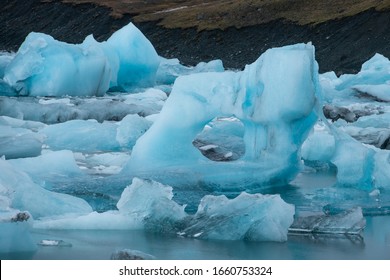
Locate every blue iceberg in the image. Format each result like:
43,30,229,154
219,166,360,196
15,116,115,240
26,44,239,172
122,43,320,189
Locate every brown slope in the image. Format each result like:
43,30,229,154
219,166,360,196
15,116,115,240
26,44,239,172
45,0,390,30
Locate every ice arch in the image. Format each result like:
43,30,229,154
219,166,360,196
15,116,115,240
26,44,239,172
123,43,320,189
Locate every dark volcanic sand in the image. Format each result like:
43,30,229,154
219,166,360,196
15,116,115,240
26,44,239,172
1,0,390,74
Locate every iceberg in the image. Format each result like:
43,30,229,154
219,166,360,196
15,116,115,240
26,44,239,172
0,158,92,219
0,125,44,159
34,178,294,242
40,114,151,153
3,23,160,96
180,192,294,242
0,89,167,124
156,57,224,85
289,207,366,235
122,43,319,189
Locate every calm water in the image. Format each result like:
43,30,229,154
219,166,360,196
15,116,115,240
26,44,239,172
2,215,389,260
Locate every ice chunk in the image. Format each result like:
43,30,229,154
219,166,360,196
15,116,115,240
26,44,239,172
4,32,111,96
0,92,164,124
353,84,390,102
301,122,336,163
9,150,83,182
111,249,155,260
0,52,14,78
180,192,294,241
116,114,152,148
289,207,366,235
122,88,167,117
41,116,151,153
34,178,187,230
3,23,160,96
0,158,92,219
117,178,187,227
0,125,44,159
37,239,72,247
336,54,390,92
0,222,37,253
41,119,121,152
33,178,294,242
156,57,224,85
104,23,160,90
74,152,130,175
123,43,319,189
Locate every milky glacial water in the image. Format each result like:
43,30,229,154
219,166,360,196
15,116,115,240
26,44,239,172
1,215,388,260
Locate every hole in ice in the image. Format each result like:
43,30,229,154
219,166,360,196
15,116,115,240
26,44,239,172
192,116,245,162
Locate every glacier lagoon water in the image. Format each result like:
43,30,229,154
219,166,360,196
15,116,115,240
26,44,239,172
2,23,390,259
3,215,389,260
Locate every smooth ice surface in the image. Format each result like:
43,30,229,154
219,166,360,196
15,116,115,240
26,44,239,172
0,125,44,159
123,43,319,188
9,150,83,183
0,158,92,219
156,57,224,85
41,115,151,153
0,222,37,253
3,23,160,96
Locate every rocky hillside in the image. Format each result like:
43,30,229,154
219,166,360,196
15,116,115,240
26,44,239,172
1,0,390,73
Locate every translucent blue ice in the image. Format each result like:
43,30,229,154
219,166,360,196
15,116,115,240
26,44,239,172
34,178,294,242
3,23,160,96
0,158,92,219
122,43,320,189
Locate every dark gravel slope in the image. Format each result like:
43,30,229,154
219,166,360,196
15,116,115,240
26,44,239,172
1,0,390,74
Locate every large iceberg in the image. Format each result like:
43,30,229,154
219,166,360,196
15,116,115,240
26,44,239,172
122,43,319,189
3,23,160,96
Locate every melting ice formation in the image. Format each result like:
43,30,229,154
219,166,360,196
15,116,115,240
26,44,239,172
1,23,223,97
124,43,319,188
1,22,390,254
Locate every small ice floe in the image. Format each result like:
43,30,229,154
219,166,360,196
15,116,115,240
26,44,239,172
110,249,155,260
289,207,366,235
38,239,72,247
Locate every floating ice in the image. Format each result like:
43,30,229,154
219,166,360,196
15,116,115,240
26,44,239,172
0,52,14,78
289,207,366,235
156,57,224,85
301,122,390,190
37,239,72,247
3,23,160,96
123,43,319,189
41,115,151,153
111,249,156,260
180,192,295,242
0,222,37,253
0,124,44,159
0,89,166,124
33,178,294,242
0,158,92,219
9,150,84,183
